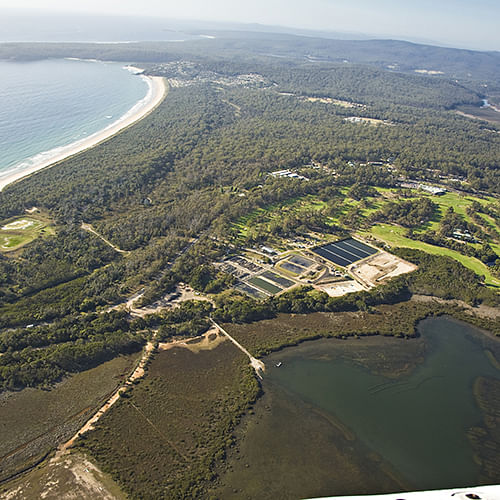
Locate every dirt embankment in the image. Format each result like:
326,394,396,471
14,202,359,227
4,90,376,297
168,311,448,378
1,452,125,500
58,337,157,453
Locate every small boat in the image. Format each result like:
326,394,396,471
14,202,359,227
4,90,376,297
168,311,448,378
276,362,282,368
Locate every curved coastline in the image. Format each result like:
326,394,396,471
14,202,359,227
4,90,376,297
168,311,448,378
0,72,167,192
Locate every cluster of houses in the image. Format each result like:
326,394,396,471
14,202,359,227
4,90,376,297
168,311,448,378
269,169,310,181
452,229,478,243
399,180,447,196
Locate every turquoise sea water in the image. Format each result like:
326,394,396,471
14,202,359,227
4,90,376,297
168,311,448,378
0,58,149,184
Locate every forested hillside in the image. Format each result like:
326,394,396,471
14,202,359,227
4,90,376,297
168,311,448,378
1,35,499,88
0,40,499,393
1,33,500,499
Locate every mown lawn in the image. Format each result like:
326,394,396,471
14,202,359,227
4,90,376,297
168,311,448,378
366,224,500,287
0,215,55,253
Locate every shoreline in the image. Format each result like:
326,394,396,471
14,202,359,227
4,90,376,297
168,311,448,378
0,72,167,192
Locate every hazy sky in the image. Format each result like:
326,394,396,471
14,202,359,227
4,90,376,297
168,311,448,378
2,0,499,51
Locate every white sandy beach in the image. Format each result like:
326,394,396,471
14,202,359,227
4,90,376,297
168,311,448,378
0,73,167,192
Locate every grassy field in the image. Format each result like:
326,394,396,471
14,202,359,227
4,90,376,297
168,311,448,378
0,353,140,482
365,224,500,287
416,191,491,232
363,190,492,234
345,116,391,126
477,212,500,235
0,214,55,253
232,189,492,241
232,195,326,242
79,341,260,499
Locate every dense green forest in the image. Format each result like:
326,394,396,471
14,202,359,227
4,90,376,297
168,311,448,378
0,34,500,500
0,39,499,393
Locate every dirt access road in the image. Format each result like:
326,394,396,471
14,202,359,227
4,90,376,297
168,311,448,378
81,223,128,254
57,337,156,455
209,319,265,378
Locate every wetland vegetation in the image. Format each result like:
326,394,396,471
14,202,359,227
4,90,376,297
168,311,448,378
0,353,140,483
216,317,500,498
0,30,500,498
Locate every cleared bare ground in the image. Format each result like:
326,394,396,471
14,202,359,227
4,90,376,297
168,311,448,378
319,280,365,296
1,452,125,500
350,251,417,287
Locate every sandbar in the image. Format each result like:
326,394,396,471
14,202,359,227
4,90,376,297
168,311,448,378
0,73,167,192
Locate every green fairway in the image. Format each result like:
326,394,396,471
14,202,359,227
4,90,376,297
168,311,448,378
0,216,54,252
1,234,26,248
424,192,486,230
477,212,500,234
367,224,500,287
232,195,326,241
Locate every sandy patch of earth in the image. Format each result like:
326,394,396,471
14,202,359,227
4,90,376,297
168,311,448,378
1,452,124,500
1,220,34,231
318,280,365,297
159,327,227,353
351,252,417,287
411,294,500,320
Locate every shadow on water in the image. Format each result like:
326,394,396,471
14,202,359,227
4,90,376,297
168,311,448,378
215,317,500,499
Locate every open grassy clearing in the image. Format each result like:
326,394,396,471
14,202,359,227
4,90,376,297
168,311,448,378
304,96,365,108
344,116,392,126
233,188,489,241
477,212,500,235
361,191,491,234
0,215,55,253
232,195,326,241
0,353,140,482
416,191,490,232
233,207,268,238
366,224,500,286
455,105,500,124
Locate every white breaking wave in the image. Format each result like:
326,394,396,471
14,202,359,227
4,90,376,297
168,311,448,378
0,67,162,189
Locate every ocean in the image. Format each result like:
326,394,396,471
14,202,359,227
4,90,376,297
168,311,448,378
0,58,150,184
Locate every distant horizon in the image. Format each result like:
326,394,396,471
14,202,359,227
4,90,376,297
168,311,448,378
0,1,498,52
